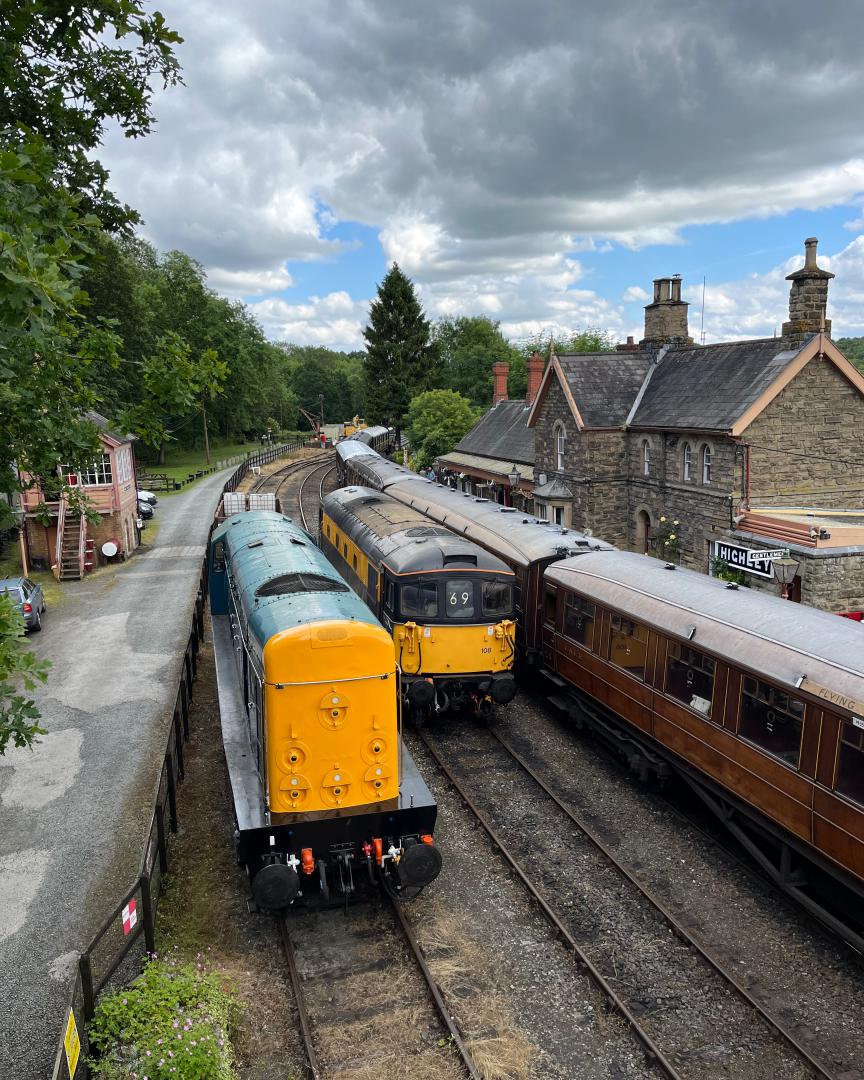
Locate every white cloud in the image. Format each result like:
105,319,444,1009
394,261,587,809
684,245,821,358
624,285,650,302
249,292,370,349
96,1,864,343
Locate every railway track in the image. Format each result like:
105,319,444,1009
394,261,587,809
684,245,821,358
415,724,837,1080
298,461,336,535
277,899,481,1080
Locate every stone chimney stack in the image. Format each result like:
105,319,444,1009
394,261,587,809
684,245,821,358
781,237,834,348
525,351,544,404
492,361,509,405
640,275,692,348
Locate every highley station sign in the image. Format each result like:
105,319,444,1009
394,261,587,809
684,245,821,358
712,540,785,579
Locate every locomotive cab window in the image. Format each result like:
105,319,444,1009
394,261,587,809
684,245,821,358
563,593,595,649
445,579,475,619
482,580,513,618
739,677,804,767
836,719,864,807
666,642,714,717
401,581,438,618
609,615,648,679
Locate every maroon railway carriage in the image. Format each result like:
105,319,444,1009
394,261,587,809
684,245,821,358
542,550,864,948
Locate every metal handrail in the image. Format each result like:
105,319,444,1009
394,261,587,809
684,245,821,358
54,496,65,576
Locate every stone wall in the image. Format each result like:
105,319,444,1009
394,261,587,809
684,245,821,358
625,432,741,570
746,353,864,508
533,377,629,541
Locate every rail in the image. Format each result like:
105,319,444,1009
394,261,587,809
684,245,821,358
54,496,65,574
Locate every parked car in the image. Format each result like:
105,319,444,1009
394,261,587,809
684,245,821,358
137,489,158,505
0,577,46,632
138,499,154,519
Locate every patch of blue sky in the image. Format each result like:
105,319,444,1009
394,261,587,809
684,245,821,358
282,218,385,303
573,204,862,302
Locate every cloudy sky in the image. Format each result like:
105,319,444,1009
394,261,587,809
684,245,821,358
100,1,864,349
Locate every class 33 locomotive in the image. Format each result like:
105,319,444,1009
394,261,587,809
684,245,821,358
209,509,442,910
320,486,517,717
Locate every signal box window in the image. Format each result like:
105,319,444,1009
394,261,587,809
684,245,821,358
401,582,438,618
563,594,595,649
445,579,475,619
666,642,714,716
739,678,804,767
609,614,648,679
836,719,864,807
482,581,513,618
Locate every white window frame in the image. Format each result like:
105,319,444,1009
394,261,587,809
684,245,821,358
116,446,131,485
641,439,650,478
62,453,113,487
682,443,692,482
702,444,712,485
555,424,566,471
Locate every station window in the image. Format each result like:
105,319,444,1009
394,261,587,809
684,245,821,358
738,677,804,767
563,593,595,649
445,579,475,619
665,642,714,716
482,580,513,618
836,719,864,806
609,614,648,680
401,582,438,618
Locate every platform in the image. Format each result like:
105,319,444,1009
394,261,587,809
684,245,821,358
0,469,231,1080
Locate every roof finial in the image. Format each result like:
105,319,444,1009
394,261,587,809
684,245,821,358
548,331,556,360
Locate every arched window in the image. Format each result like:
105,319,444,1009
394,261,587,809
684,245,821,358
701,444,712,484
682,442,692,482
555,423,567,471
641,439,650,478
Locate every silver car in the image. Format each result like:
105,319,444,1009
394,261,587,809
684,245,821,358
0,576,46,632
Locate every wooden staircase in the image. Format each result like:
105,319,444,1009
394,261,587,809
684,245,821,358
58,514,85,580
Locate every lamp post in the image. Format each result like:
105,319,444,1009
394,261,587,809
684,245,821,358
772,553,800,600
508,464,521,508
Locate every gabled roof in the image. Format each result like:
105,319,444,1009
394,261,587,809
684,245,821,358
630,334,864,434
84,411,134,446
454,399,534,465
528,352,653,430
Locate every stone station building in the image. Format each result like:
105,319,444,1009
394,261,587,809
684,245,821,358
526,239,864,613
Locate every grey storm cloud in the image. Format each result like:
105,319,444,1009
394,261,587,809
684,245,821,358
98,0,864,343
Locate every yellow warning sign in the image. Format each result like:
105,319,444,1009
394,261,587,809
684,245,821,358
64,1008,80,1077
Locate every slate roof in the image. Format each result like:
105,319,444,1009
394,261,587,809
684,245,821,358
455,400,534,464
630,340,799,431
556,352,653,428
84,410,134,444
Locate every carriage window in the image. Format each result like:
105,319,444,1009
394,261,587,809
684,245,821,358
665,642,714,716
836,719,864,806
544,587,557,627
563,594,595,649
739,677,804,767
482,580,513,617
609,615,648,679
445,579,475,619
385,579,396,610
401,581,438,618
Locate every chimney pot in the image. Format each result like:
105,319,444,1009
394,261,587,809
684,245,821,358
804,237,818,269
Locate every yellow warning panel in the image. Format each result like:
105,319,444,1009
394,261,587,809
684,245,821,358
64,1008,80,1077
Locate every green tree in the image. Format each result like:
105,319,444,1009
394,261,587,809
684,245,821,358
836,337,864,373
433,315,524,407
0,600,50,755
0,0,183,229
362,264,440,442
521,327,616,356
407,389,478,469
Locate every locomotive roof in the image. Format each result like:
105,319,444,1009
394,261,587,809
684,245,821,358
546,549,864,705
356,425,390,443
323,487,514,575
336,442,613,568
211,511,379,647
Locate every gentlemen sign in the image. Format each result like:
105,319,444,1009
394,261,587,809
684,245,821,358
712,540,778,579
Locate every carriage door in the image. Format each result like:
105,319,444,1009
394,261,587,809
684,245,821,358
542,583,558,670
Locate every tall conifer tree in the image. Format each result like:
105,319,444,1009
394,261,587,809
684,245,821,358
362,264,439,442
